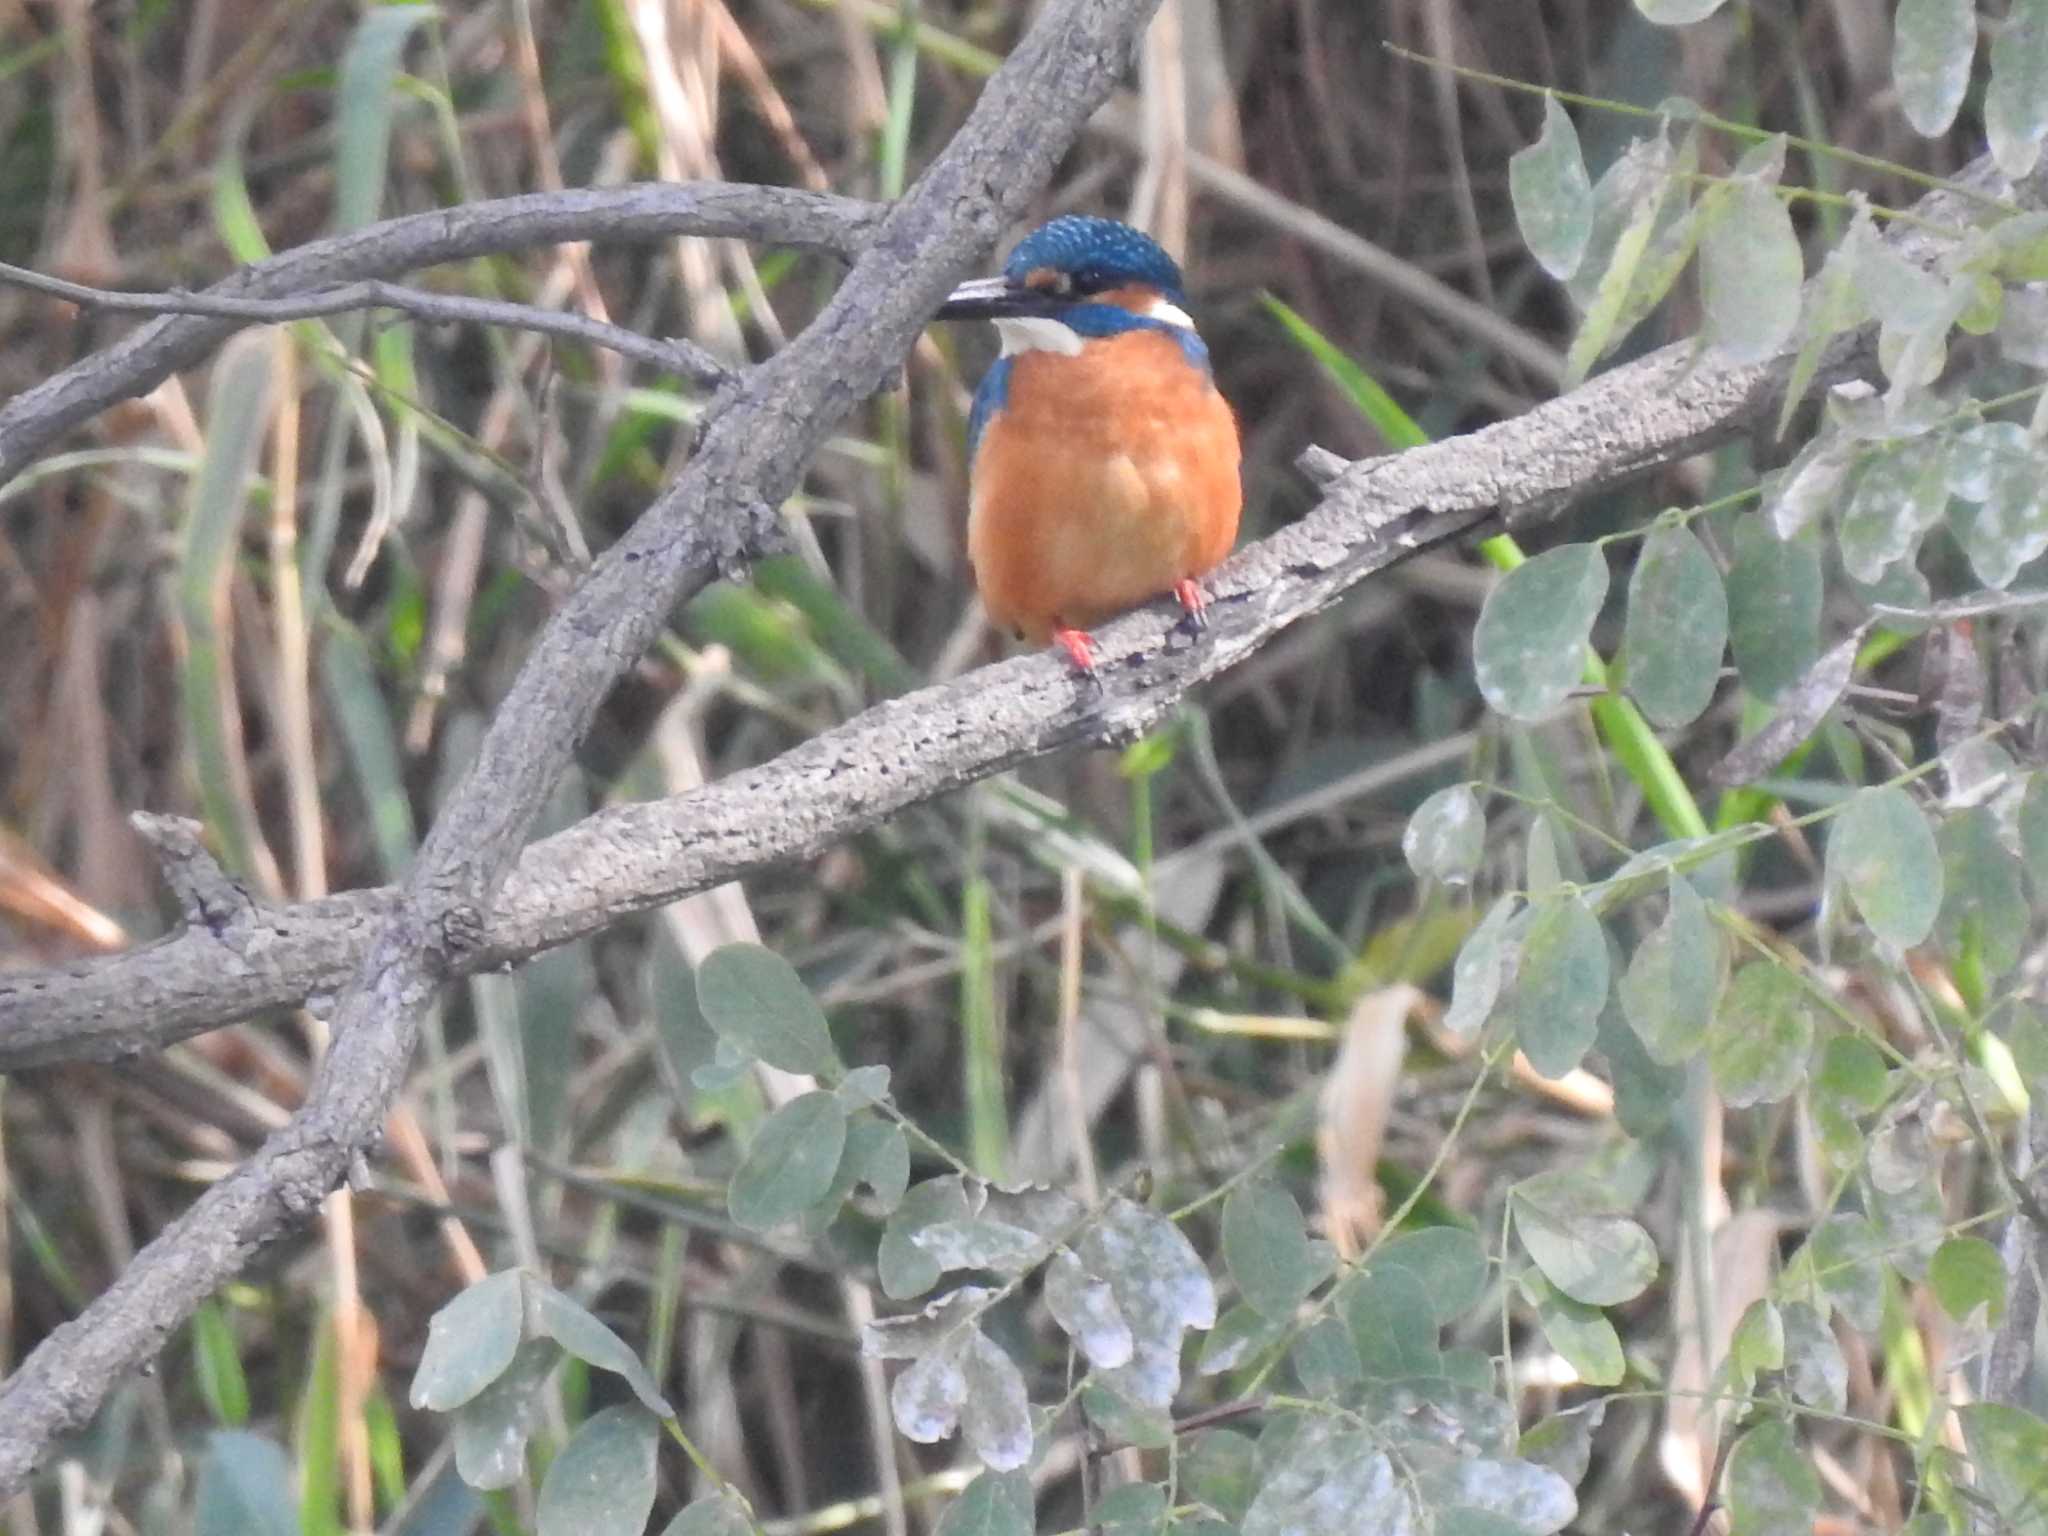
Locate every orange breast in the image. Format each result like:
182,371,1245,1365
968,330,1241,644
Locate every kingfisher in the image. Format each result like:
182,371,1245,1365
936,215,1242,674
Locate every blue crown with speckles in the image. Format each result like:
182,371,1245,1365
1002,216,1187,301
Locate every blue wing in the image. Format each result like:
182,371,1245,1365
966,355,1014,465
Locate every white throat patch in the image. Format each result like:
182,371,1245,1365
993,296,1197,358
995,316,1085,357
1145,296,1196,329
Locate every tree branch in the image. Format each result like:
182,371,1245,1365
5,150,2042,1077
0,263,735,389
0,181,879,489
0,0,1164,1496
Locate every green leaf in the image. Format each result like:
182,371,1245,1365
1837,437,1950,584
1700,175,1802,363
1080,1198,1218,1408
695,943,844,1079
1446,894,1521,1039
334,6,437,232
1958,1404,2048,1526
1710,962,1815,1107
1936,807,2028,978
1780,1301,1845,1412
1263,294,1429,451
1959,425,2048,589
729,1090,849,1231
1726,1299,1785,1393
1081,1381,1175,1449
1046,1250,1134,1368
845,1117,911,1212
1183,1428,1259,1524
1404,783,1486,887
958,1330,1033,1470
1523,1273,1623,1387
195,1431,297,1536
1895,0,1977,135
658,1493,756,1536
1929,1236,2006,1323
1474,545,1610,722
1512,1174,1658,1306
1827,787,1943,950
1803,1214,1884,1332
451,1338,556,1490
1340,1266,1441,1379
1223,1179,1318,1322
880,1177,972,1300
934,1470,1033,1536
1498,894,1610,1080
530,1279,675,1417
1097,1482,1169,1536
1423,1457,1577,1535
1566,136,1690,382
1244,1426,1409,1536
1374,1227,1490,1325
192,1301,251,1429
1987,0,2048,177
1290,1315,1365,1394
1620,873,1720,1065
536,1407,659,1536
410,1269,524,1412
2021,774,2048,900
1621,524,1728,728
1724,1419,1820,1536
1196,1303,1286,1377
1510,94,1595,280
1725,516,1822,699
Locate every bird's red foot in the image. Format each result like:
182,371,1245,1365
1053,626,1099,673
1173,578,1210,630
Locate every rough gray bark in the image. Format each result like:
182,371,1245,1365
0,0,1164,1496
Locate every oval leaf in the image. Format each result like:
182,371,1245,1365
1619,873,1720,1065
729,1091,849,1231
1404,783,1486,887
1724,1419,1820,1536
1725,516,1821,701
1710,962,1815,1108
1701,178,1803,363
1513,1179,1658,1306
695,943,843,1079
536,1406,659,1536
1474,545,1610,722
1895,0,1977,136
1930,1235,2006,1323
1510,95,1594,280
1223,1179,1317,1322
411,1269,524,1412
1828,786,1943,950
1499,894,1610,1081
1623,523,1729,727
1987,0,2048,177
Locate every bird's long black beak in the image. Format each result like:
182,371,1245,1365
935,276,1064,321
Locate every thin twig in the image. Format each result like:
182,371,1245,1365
0,262,733,389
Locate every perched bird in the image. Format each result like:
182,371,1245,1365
937,215,1242,673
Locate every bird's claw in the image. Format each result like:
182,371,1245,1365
1053,626,1103,687
1172,578,1211,637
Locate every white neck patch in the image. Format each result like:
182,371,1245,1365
1146,296,1195,329
993,296,1197,357
995,316,1086,357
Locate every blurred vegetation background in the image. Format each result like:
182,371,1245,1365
0,1,2018,1533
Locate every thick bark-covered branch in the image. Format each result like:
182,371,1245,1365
0,322,1854,1070
10,149,2043,1073
0,182,879,488
0,0,1163,1496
